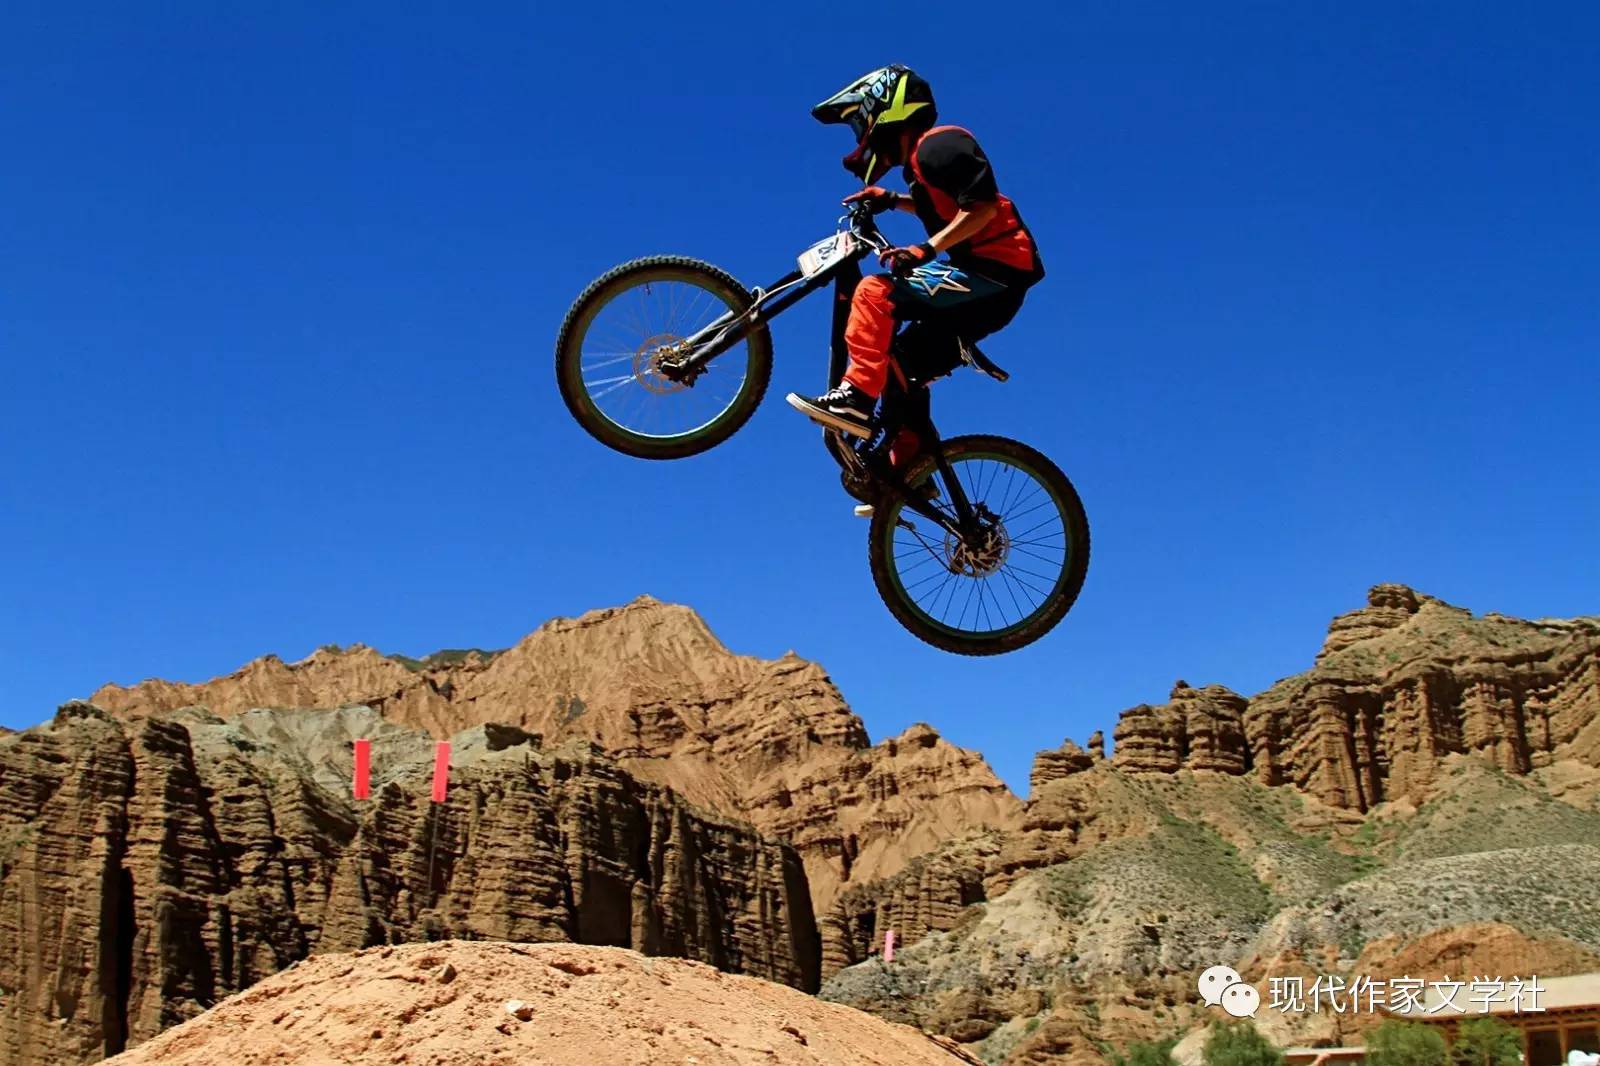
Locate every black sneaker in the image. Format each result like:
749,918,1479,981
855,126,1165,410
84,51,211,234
785,383,874,438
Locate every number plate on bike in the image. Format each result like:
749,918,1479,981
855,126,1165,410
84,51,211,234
798,231,858,279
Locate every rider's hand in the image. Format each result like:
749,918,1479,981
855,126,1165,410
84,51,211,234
879,242,936,274
843,186,901,214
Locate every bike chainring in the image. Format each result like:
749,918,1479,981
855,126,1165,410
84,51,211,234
839,466,875,506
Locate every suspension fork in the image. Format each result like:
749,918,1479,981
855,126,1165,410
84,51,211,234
910,419,982,533
930,434,979,530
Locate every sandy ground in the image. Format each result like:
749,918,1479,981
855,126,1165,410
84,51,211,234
106,941,981,1066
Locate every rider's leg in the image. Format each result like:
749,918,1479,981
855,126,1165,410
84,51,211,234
886,283,1024,467
841,275,900,396
946,285,1028,346
787,263,1006,436
849,284,1029,517
782,276,898,437
852,382,940,518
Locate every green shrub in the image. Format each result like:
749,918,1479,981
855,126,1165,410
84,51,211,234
1449,1017,1521,1066
1107,1038,1178,1066
1202,1020,1285,1066
1364,1018,1448,1066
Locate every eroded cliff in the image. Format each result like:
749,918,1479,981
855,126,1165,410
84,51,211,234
1048,584,1600,810
0,703,818,1066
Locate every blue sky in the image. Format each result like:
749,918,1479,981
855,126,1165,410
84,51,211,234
3,3,1597,794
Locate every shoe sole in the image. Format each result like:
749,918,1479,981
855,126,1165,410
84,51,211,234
785,393,872,439
854,483,942,519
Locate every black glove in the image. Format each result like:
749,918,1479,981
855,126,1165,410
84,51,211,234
879,242,936,274
843,186,902,214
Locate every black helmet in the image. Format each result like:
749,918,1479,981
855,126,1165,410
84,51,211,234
812,65,937,184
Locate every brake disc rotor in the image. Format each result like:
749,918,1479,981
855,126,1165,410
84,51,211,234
633,333,690,395
943,520,1011,577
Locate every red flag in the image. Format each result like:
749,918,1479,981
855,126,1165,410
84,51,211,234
431,741,450,803
353,739,371,800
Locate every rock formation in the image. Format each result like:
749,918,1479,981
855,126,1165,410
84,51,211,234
818,586,1600,1064
8,583,1598,1066
1028,740,1095,794
0,703,818,1066
88,597,1022,910
1248,584,1600,808
820,834,1005,976
1073,585,1600,810
1109,682,1251,776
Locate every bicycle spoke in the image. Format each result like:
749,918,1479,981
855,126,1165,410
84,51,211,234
883,448,1074,639
574,276,751,440
579,352,639,370
999,566,1042,612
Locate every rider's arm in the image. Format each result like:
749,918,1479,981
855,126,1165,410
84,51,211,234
913,129,1002,251
926,200,999,252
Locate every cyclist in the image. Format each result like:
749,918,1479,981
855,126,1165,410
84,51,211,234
787,64,1045,492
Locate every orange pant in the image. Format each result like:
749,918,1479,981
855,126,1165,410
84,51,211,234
842,275,900,396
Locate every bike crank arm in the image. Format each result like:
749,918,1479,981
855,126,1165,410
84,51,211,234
873,467,967,541
872,429,984,540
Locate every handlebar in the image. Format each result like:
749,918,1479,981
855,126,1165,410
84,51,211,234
844,200,891,252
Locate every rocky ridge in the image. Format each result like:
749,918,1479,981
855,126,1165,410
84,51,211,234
89,597,1022,912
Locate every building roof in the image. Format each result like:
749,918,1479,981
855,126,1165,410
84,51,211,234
1285,1047,1366,1055
1284,1049,1365,1064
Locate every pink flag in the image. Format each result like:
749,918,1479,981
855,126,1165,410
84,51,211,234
352,739,371,800
431,741,450,803
884,929,896,964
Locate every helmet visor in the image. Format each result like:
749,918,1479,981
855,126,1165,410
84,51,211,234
846,109,871,142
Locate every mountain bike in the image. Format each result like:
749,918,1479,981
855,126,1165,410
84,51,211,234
555,201,1089,655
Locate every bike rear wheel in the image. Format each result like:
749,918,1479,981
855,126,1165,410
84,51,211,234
868,435,1089,655
555,256,773,460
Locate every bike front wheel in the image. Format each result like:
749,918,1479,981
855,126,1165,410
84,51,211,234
868,435,1090,655
555,256,773,460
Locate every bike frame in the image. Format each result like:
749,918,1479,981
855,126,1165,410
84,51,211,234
669,204,985,540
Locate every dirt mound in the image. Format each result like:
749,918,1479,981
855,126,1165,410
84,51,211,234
106,941,981,1066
